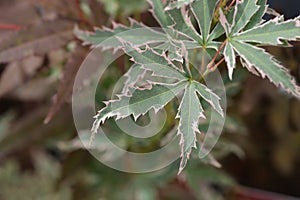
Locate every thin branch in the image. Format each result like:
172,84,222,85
200,48,207,73
210,57,225,70
225,0,236,13
75,0,89,25
217,0,224,11
207,40,227,69
0,24,22,31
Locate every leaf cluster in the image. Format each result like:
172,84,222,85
77,0,300,173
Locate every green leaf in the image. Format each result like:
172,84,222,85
75,19,167,49
155,41,185,62
123,43,174,67
165,0,194,11
122,64,147,94
92,81,188,136
234,16,300,45
219,8,231,35
176,80,223,173
218,1,300,98
148,0,174,28
193,81,223,116
176,82,204,173
230,0,259,34
243,0,267,30
230,40,300,98
121,42,185,79
142,63,187,81
208,8,235,42
191,0,218,43
168,8,203,44
223,42,236,80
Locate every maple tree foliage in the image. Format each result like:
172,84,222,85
77,0,300,173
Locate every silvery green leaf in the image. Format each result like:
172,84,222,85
181,40,200,49
177,82,204,173
219,8,231,35
122,42,172,66
191,0,218,43
239,57,260,76
223,42,236,80
92,81,188,136
75,19,167,50
168,8,203,44
155,41,185,62
266,7,281,17
206,41,222,51
208,23,224,42
148,0,174,28
142,63,187,81
193,81,223,116
230,40,300,98
230,0,259,35
243,0,268,30
165,0,194,11
208,8,235,41
123,44,186,80
234,16,300,45
75,23,128,49
122,64,147,94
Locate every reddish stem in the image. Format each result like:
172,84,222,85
210,57,225,70
207,40,227,70
217,0,223,10
226,0,236,13
0,24,22,31
75,0,88,25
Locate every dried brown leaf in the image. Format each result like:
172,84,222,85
44,45,87,124
0,20,73,63
0,56,43,97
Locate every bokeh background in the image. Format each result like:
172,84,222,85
0,0,299,199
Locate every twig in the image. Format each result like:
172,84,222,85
217,0,224,10
210,57,225,70
0,24,22,31
226,0,236,13
200,48,207,73
207,40,227,70
75,0,89,25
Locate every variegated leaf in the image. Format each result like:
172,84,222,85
122,64,147,94
191,0,218,43
177,82,204,173
208,7,235,41
234,16,300,45
223,42,236,80
155,41,184,62
239,57,260,76
193,81,223,116
92,81,188,137
218,0,300,98
148,0,174,28
75,19,167,50
230,0,259,35
219,8,231,35
123,42,171,65
243,0,267,30
122,40,189,86
142,63,187,81
230,40,300,98
165,0,194,11
168,8,203,44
